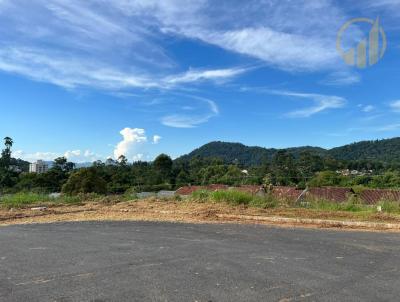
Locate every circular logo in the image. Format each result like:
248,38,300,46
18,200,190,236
337,17,387,69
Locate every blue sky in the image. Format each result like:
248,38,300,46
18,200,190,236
1,0,400,162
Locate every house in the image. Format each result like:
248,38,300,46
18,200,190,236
29,160,49,174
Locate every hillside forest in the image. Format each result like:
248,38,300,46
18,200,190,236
1,137,400,195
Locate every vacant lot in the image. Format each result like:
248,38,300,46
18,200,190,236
2,197,400,231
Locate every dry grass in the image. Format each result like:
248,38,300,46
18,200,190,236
1,197,400,231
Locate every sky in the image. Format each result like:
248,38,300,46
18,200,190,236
1,0,400,163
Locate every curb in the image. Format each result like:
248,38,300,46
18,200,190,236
216,214,400,230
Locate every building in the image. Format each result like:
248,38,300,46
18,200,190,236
29,160,49,174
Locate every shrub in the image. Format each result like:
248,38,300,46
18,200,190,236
62,168,107,195
249,194,279,208
0,192,83,208
191,189,211,201
378,200,400,214
0,192,51,208
123,188,138,201
191,189,279,208
210,190,253,205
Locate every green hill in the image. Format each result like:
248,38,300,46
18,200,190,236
327,137,400,162
176,141,326,166
176,137,400,165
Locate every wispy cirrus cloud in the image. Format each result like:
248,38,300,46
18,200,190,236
321,71,361,86
0,0,357,91
389,100,400,112
0,0,248,91
271,91,347,118
241,87,347,118
0,47,245,90
361,105,375,113
164,67,248,85
161,96,219,128
0,0,362,135
125,0,353,72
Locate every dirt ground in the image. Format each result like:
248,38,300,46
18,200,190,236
2,198,400,232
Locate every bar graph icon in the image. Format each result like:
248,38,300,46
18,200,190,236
337,18,387,69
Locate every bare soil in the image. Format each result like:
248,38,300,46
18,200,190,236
1,198,400,231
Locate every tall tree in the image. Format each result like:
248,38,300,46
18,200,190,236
0,136,17,189
153,154,173,182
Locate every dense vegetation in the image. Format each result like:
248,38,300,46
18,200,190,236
177,138,400,165
1,137,400,196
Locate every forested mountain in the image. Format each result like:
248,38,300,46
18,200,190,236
2,136,400,193
176,137,400,165
176,141,326,165
328,138,400,162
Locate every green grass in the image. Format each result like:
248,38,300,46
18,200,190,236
210,190,254,205
301,198,400,214
191,189,212,201
191,189,400,214
301,198,371,212
3,190,400,216
378,200,400,214
0,192,82,208
191,190,278,208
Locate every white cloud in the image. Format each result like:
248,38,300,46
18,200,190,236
161,97,219,128
362,105,375,113
13,150,59,162
188,27,338,72
376,123,400,131
132,153,144,161
0,47,247,89
64,150,81,158
164,67,248,85
14,149,100,163
114,128,147,160
134,0,351,72
0,1,249,91
0,0,357,93
161,115,209,128
64,149,101,162
390,100,400,112
267,90,346,118
152,135,162,144
322,71,361,86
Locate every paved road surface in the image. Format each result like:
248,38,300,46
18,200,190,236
1,221,400,301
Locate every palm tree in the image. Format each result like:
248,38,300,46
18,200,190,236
4,137,13,149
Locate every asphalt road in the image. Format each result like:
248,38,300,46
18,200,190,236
1,222,400,302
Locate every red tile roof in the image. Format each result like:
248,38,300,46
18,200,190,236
175,185,400,205
175,186,203,195
271,186,304,201
307,187,354,203
359,189,400,205
234,185,264,194
206,184,229,191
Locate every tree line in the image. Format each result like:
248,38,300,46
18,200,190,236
1,137,400,195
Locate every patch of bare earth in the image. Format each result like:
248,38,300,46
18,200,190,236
1,199,400,232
